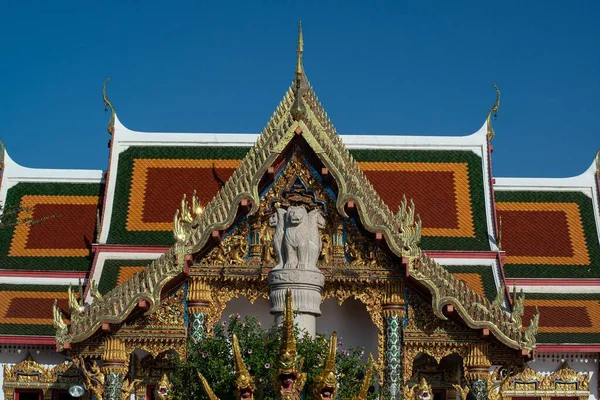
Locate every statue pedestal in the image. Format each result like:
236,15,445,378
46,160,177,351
268,269,325,338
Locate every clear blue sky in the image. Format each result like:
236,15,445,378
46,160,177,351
1,0,598,178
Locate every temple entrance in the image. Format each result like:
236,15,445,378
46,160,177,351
410,353,464,399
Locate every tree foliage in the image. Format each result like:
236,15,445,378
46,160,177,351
170,314,379,399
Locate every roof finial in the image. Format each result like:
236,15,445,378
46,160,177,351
296,20,304,77
102,78,116,136
486,83,501,141
595,149,599,176
291,20,306,121
0,140,5,171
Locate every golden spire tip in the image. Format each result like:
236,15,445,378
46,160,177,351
296,20,304,76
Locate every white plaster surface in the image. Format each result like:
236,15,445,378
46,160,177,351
317,298,379,361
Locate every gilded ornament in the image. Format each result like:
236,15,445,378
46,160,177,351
53,299,68,338
319,233,332,265
89,279,103,301
122,378,142,400
452,384,469,400
102,78,116,136
68,282,85,315
522,306,540,350
199,372,220,400
232,333,256,399
486,83,501,141
276,290,306,400
154,373,174,400
74,357,104,400
311,331,338,400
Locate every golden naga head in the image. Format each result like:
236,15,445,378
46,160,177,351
154,373,174,400
232,333,256,399
276,290,306,399
416,377,433,400
311,331,338,400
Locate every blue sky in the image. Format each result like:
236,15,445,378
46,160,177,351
1,1,598,177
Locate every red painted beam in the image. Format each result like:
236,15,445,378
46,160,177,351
0,336,56,345
536,344,600,352
0,270,87,279
92,244,170,254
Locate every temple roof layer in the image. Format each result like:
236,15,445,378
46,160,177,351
0,150,102,272
101,134,494,252
495,161,600,279
522,292,600,344
0,283,69,337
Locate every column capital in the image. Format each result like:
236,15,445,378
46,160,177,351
102,337,129,375
187,278,212,313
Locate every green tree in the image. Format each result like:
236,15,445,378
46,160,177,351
170,314,378,400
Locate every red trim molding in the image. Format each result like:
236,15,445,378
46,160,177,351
0,270,87,279
0,336,55,345
92,244,170,254
509,278,600,287
536,344,600,353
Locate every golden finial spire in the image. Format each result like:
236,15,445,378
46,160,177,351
198,373,220,400
102,78,116,136
232,333,256,397
296,20,304,76
279,289,298,367
486,83,501,141
311,331,339,399
291,21,307,121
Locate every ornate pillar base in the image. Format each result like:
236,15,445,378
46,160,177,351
268,269,324,338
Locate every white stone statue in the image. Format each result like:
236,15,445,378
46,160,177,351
269,206,325,271
269,208,288,270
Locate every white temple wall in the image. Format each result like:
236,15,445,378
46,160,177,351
528,352,599,400
219,296,273,328
317,298,379,360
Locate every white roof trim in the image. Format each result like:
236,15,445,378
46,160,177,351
495,158,597,191
0,150,103,206
509,283,600,294
98,114,492,243
0,276,85,286
113,113,489,149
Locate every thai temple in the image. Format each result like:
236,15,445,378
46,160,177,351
0,23,598,400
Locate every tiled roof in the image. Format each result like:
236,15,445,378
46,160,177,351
106,146,491,251
522,292,600,344
495,191,600,279
97,259,156,295
353,150,490,251
0,182,101,271
441,265,498,302
0,284,69,336
106,146,249,245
